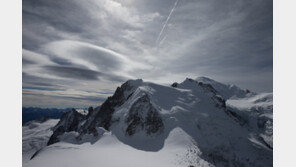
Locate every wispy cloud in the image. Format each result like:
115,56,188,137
156,0,179,45
22,0,273,107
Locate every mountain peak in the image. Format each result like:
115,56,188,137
182,76,220,85
27,78,272,167
186,76,253,99
125,79,143,87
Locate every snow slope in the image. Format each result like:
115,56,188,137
226,93,273,149
22,119,59,163
24,127,213,167
24,77,273,167
227,93,273,115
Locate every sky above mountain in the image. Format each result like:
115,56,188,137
22,0,273,108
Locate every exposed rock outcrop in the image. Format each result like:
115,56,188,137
125,94,163,136
47,108,85,145
79,80,140,136
48,80,145,144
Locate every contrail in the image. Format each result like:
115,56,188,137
156,0,179,45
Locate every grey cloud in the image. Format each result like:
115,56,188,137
23,91,105,103
43,65,128,82
44,65,102,80
22,58,35,65
22,86,64,91
49,57,74,66
43,41,124,71
25,82,60,88
23,92,106,108
23,72,62,87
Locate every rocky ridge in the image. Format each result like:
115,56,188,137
40,77,272,167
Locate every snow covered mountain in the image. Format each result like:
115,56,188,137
23,77,273,167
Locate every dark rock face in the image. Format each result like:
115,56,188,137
55,108,85,131
224,109,246,126
206,88,247,126
171,82,178,88
86,107,94,119
47,126,66,146
198,82,218,95
145,107,163,135
47,80,140,145
79,80,135,135
30,149,42,160
197,81,248,126
125,94,163,136
187,78,194,82
246,89,251,93
211,95,226,109
47,109,85,145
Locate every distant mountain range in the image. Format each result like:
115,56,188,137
22,107,72,124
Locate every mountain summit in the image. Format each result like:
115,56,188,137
24,77,273,167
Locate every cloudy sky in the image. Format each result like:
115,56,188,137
22,0,273,108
